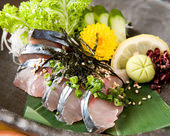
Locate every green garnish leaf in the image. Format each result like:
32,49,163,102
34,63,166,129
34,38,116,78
0,0,92,35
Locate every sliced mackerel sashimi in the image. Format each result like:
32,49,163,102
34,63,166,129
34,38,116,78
13,59,51,97
81,76,124,133
18,44,61,64
29,29,70,50
42,78,67,112
56,86,83,125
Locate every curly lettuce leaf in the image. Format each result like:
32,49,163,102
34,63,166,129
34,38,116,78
0,0,92,35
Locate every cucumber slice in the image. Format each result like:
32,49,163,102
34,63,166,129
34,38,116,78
83,9,95,25
109,9,126,44
93,5,109,25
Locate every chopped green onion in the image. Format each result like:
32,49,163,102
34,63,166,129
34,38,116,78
75,89,82,98
44,73,50,80
46,80,52,86
114,98,123,106
51,86,55,90
49,60,56,68
70,76,78,84
98,92,106,99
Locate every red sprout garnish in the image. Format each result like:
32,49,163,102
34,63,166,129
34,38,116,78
146,48,170,93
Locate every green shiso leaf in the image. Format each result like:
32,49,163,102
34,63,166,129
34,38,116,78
24,84,170,135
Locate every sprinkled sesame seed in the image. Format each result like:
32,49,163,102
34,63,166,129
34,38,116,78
137,85,141,89
132,102,136,105
42,69,47,73
128,86,131,90
118,95,124,99
81,62,85,65
142,97,147,101
135,90,139,94
128,101,132,105
148,95,151,99
126,80,130,84
138,101,142,105
108,77,111,81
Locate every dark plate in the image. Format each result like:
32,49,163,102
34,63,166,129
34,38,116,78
0,0,169,135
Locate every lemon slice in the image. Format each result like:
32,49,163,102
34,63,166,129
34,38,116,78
111,34,169,69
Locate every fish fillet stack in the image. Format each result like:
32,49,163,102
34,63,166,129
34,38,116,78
13,29,127,133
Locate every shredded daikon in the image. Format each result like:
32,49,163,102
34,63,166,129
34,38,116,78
1,27,28,64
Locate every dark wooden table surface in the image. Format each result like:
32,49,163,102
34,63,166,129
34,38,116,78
0,0,169,136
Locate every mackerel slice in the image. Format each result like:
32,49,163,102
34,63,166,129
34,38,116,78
55,86,73,122
55,86,83,125
30,29,69,50
19,44,61,64
17,59,49,73
14,59,51,97
81,91,97,132
42,78,66,112
81,91,123,133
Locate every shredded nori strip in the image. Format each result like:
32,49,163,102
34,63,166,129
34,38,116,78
41,28,124,86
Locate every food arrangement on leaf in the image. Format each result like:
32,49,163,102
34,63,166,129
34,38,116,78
0,0,169,135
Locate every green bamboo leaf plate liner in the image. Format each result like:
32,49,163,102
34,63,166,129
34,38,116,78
24,84,170,135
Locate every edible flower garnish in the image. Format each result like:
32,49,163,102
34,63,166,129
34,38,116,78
80,23,118,60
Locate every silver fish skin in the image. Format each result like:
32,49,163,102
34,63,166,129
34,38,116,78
42,78,66,112
81,91,97,132
14,59,50,97
19,44,61,64
29,29,69,49
55,85,73,122
17,59,49,73
81,76,124,133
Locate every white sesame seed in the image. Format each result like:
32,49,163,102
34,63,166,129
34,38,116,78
148,95,151,99
126,80,130,84
108,77,111,81
137,85,141,89
42,69,47,73
132,102,136,105
142,97,147,101
138,101,142,105
135,90,139,94
128,86,131,90
128,101,132,105
81,62,85,65
118,95,124,99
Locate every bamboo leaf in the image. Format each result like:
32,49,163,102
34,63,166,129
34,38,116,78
24,84,170,135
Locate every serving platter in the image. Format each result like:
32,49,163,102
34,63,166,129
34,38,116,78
0,0,170,135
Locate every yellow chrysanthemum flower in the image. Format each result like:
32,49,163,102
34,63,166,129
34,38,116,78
80,23,118,60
